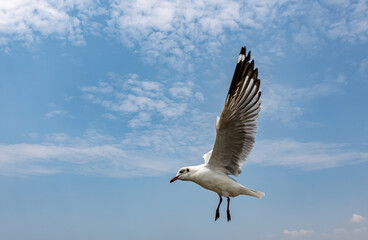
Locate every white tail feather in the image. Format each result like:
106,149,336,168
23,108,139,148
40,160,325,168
241,187,265,198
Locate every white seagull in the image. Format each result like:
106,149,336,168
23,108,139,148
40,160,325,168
170,46,265,221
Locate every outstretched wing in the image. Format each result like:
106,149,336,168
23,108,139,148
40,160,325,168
207,47,262,176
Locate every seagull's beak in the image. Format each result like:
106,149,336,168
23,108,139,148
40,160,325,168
170,176,179,183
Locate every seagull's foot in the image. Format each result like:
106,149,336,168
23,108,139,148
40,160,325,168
215,209,220,221
227,210,231,222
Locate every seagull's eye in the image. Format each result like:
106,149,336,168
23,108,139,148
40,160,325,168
186,168,189,172
179,170,184,174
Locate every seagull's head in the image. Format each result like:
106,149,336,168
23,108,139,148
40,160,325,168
170,166,194,183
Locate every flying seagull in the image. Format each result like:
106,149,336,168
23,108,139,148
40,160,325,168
170,46,265,221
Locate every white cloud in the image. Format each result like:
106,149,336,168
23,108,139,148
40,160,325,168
262,74,347,123
294,25,321,49
0,108,215,177
2,128,368,177
128,112,151,128
81,73,199,125
106,0,217,63
0,128,175,177
332,228,348,234
194,92,204,101
353,226,367,234
105,0,298,70
261,82,304,123
283,229,315,237
251,139,368,170
44,109,73,119
81,81,113,93
282,219,368,240
102,113,118,120
351,214,366,223
170,85,192,98
326,0,368,43
360,58,368,74
104,0,368,71
0,0,106,47
62,94,74,101
44,133,69,142
325,218,368,240
0,143,127,176
336,74,347,85
1,0,368,70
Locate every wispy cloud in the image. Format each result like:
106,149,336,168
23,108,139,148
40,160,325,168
281,214,368,240
261,73,347,123
44,109,73,119
326,0,368,43
0,0,106,47
283,229,315,237
353,226,367,234
128,112,151,128
294,25,321,50
360,58,368,74
102,113,118,120
252,139,368,170
351,214,366,223
62,93,74,101
332,228,348,234
81,73,202,125
2,0,368,71
81,81,113,94
169,82,194,99
0,127,174,177
0,142,127,176
44,133,69,142
2,127,368,177
106,0,244,70
105,0,368,70
2,62,368,177
0,113,214,177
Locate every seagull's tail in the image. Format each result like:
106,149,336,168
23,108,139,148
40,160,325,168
240,187,265,198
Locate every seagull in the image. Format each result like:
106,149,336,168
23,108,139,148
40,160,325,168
170,46,265,221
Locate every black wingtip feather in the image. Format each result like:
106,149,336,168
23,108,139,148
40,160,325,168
227,47,260,103
240,47,246,55
245,51,251,62
246,60,255,78
251,68,258,79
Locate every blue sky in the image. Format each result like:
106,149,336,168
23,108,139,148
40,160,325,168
1,0,368,239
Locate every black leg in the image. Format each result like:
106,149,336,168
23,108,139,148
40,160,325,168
227,197,231,222
215,196,222,221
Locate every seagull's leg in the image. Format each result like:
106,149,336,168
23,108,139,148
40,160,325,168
227,197,231,222
215,195,222,221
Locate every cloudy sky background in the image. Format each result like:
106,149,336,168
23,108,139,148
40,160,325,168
1,0,368,239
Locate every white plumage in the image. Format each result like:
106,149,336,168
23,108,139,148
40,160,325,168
170,46,264,221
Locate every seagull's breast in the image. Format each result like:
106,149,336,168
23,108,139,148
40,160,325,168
191,166,244,197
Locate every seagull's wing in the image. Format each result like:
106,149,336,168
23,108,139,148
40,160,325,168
207,47,261,176
203,150,212,164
